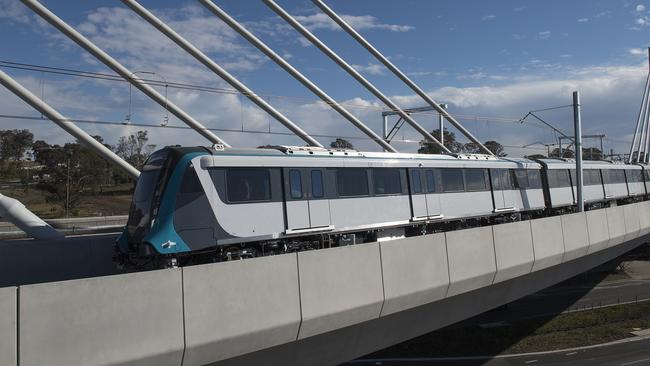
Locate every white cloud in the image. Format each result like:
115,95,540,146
577,18,589,22
636,4,646,12
538,30,551,39
629,48,645,55
482,14,496,21
351,62,385,75
0,0,30,24
514,7,526,12
293,13,414,32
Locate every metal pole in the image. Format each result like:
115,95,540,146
637,87,650,162
0,194,63,240
120,0,322,148
382,114,388,151
311,0,493,156
629,51,650,162
439,103,447,146
573,91,584,212
20,0,230,147
0,69,140,179
264,0,449,154
197,0,394,153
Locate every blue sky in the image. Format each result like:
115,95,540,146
1,0,649,156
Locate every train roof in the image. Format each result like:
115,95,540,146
536,158,641,170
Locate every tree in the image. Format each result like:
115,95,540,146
582,147,603,160
418,129,464,154
115,130,156,169
0,129,33,161
483,140,507,157
549,148,575,158
525,154,546,160
330,138,354,149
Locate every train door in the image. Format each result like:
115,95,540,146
491,169,515,212
502,169,517,209
409,169,428,220
307,169,331,228
285,168,331,232
285,168,310,230
424,169,442,218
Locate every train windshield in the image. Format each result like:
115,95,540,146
127,150,170,241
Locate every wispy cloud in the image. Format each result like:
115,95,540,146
482,14,496,21
629,48,646,55
577,18,589,23
538,30,551,39
636,4,646,12
514,7,525,12
0,0,30,24
294,13,414,32
351,62,385,75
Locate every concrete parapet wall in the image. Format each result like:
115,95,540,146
297,243,384,339
607,206,626,247
624,203,641,242
530,216,565,272
492,221,534,283
379,233,449,316
638,201,650,236
182,255,301,366
19,270,184,366
586,209,610,254
446,226,496,297
0,286,16,366
561,212,590,262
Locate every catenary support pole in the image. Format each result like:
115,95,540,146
311,0,493,156
573,91,584,212
120,0,322,148
0,69,140,179
263,0,450,154
439,103,447,147
629,48,650,162
20,0,231,147
198,0,395,153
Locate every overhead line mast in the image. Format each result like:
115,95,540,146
629,47,650,163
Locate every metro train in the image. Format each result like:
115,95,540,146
115,145,649,268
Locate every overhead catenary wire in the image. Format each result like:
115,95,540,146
0,59,535,125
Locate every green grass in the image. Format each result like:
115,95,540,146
370,301,650,358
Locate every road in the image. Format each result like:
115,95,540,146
343,337,650,366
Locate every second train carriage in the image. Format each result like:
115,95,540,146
116,145,650,267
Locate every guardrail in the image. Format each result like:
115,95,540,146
1,202,650,366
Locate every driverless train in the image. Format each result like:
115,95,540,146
115,145,648,268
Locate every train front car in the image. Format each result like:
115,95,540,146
115,146,211,268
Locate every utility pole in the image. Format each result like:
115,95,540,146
573,91,583,212
439,103,447,146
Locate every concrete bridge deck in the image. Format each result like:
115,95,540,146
1,202,649,366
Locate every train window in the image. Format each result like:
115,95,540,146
547,170,571,188
645,170,650,181
491,169,514,190
514,169,529,189
584,170,602,186
465,169,487,191
337,168,369,197
527,170,542,189
627,170,643,183
289,170,303,199
226,169,271,202
605,170,626,184
411,170,422,194
179,165,203,194
441,169,464,192
374,168,402,195
311,170,324,198
426,170,436,193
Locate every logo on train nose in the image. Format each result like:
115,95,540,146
161,240,177,249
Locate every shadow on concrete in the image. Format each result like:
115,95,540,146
0,233,125,287
347,246,650,365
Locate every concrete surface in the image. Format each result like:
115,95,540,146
561,212,590,262
19,269,184,366
182,254,301,366
492,221,534,284
379,233,449,316
607,206,626,247
638,201,650,237
446,226,497,297
586,209,610,254
0,286,16,366
296,243,384,339
624,203,641,242
530,216,565,272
